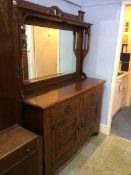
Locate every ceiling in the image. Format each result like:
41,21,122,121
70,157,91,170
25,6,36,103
64,0,82,7
66,0,124,7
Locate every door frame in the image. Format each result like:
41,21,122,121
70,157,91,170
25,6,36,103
106,1,131,135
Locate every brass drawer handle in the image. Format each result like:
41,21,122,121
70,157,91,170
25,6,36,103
64,105,71,113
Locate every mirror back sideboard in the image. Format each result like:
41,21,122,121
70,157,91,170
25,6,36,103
15,1,105,175
0,1,105,175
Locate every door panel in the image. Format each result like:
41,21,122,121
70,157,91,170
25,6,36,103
80,88,100,144
50,98,79,170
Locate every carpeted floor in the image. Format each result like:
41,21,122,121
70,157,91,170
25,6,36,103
57,134,131,175
111,107,131,140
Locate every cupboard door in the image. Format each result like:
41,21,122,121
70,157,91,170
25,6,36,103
51,118,79,170
80,87,100,144
50,99,79,170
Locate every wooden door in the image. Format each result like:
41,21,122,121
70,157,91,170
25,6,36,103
50,98,79,171
0,0,20,131
80,87,101,144
34,26,58,78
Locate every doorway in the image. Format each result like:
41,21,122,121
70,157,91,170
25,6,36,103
107,1,131,139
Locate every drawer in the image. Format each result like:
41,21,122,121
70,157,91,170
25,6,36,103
0,138,38,174
50,97,79,124
82,87,100,109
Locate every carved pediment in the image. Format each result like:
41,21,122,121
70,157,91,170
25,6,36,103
47,6,64,17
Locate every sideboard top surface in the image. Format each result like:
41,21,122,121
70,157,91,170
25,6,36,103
23,78,105,109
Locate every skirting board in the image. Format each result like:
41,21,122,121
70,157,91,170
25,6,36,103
100,124,108,135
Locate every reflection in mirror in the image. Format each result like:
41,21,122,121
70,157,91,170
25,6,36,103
21,25,76,82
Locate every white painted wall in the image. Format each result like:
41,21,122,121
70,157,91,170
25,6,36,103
82,2,122,125
59,30,76,74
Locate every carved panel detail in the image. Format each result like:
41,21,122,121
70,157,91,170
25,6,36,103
51,119,78,163
83,108,97,127
47,6,64,17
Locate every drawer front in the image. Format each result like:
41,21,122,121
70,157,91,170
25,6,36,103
0,138,39,174
50,97,79,124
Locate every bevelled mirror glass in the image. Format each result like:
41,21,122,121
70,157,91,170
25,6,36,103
21,25,77,83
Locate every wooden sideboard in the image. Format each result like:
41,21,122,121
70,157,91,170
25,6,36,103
22,78,104,175
0,1,104,175
0,125,43,175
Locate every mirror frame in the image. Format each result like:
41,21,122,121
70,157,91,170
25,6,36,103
15,0,92,97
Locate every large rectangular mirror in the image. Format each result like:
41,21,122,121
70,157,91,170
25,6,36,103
21,25,77,83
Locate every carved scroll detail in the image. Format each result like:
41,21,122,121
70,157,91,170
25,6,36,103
47,6,64,17
73,32,77,56
83,27,90,59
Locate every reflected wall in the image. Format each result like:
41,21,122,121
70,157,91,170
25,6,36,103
22,25,76,82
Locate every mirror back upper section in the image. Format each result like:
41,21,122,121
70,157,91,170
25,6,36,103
16,0,92,96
